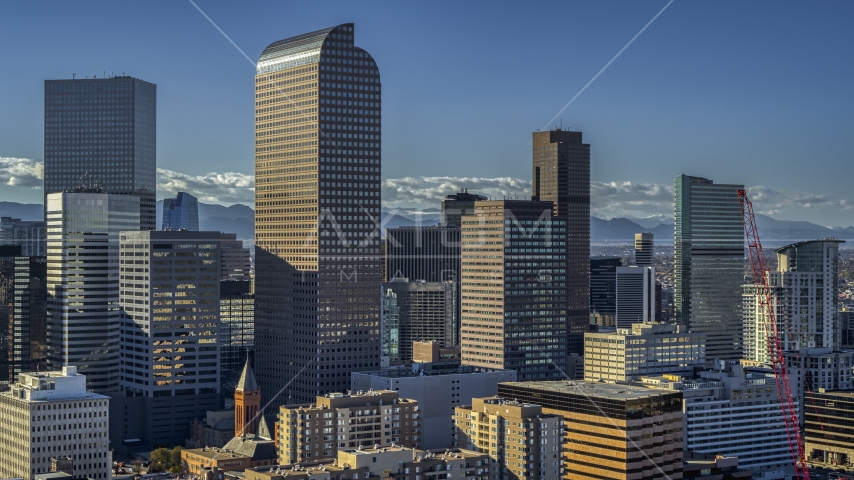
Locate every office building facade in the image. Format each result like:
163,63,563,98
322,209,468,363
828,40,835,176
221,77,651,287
460,200,568,380
44,76,156,230
674,175,745,364
385,225,461,283
532,128,589,356
785,348,854,425
161,191,200,231
454,397,564,480
0,246,47,387
441,190,487,227
220,279,255,384
380,279,457,363
118,230,220,445
584,323,705,382
589,256,621,326
46,191,140,393
352,364,517,449
644,363,792,478
278,390,419,464
221,232,253,281
0,367,110,480
615,266,655,329
254,23,383,406
804,389,854,469
0,217,46,256
744,239,844,361
498,381,684,480
634,232,654,267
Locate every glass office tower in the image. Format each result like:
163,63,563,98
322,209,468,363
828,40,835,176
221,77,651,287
532,128,590,356
44,76,156,230
254,23,382,405
161,191,200,231
675,175,744,364
46,191,140,392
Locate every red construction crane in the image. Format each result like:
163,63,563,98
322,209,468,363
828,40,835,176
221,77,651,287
737,189,808,479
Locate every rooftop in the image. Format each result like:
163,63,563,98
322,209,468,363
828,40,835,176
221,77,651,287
356,364,513,379
500,380,681,400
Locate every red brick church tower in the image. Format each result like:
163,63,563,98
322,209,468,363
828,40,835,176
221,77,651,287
234,358,261,437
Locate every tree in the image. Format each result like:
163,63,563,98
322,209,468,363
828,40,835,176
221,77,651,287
149,446,185,473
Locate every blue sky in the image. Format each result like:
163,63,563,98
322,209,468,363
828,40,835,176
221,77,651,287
1,1,853,225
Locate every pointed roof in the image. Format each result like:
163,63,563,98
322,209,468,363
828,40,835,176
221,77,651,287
236,358,258,392
258,415,272,441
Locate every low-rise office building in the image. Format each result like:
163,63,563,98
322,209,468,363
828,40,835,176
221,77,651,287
352,363,516,449
641,363,790,480
498,380,684,480
278,390,420,465
245,446,493,480
804,389,854,469
584,322,705,382
0,367,110,480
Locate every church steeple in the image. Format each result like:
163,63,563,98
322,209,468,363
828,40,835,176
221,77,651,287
234,358,261,437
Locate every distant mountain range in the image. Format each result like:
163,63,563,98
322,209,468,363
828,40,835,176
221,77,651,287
3,201,852,246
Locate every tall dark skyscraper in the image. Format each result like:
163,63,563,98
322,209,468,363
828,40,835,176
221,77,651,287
675,174,744,364
254,23,382,406
44,76,157,230
161,191,199,231
441,190,487,227
532,128,590,355
590,256,621,326
0,246,47,387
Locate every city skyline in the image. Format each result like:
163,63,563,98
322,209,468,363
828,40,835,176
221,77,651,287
1,2,853,226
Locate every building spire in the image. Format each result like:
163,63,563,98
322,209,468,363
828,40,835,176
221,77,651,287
236,357,258,393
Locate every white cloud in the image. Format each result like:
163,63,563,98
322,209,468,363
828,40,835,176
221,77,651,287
747,185,850,215
157,168,254,204
382,176,532,208
590,181,673,219
0,157,43,188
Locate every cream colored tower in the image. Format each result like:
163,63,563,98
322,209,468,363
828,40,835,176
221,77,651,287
254,23,383,406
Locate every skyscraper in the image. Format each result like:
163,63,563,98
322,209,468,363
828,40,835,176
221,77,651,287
380,279,457,363
589,256,621,326
44,76,156,230
635,232,654,267
254,23,382,406
675,175,744,364
161,191,200,231
532,128,589,356
46,191,139,393
441,190,487,227
385,225,460,283
118,230,221,445
744,239,845,361
460,200,568,380
0,246,47,386
615,266,655,329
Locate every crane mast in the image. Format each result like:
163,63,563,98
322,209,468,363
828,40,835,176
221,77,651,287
737,189,808,479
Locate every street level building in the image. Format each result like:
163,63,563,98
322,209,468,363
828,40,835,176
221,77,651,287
454,397,563,480
0,246,47,386
46,191,140,393
161,191,199,231
44,76,156,230
460,200,568,380
245,446,493,480
584,322,705,382
118,230,221,445
641,363,794,480
675,175,745,365
0,217,46,256
254,23,383,407
804,389,854,469
278,390,419,464
498,380,684,480
531,128,590,356
352,363,516,449
744,239,844,362
0,367,110,480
